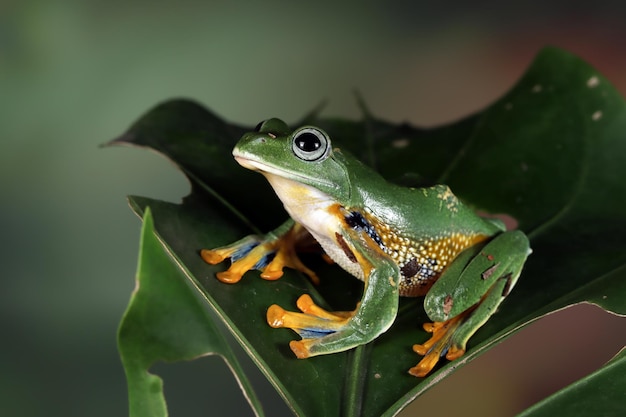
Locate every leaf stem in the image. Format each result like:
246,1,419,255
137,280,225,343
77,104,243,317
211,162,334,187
342,343,372,417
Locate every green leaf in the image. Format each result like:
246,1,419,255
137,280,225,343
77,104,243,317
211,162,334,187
117,208,264,417
517,348,626,417
111,47,626,416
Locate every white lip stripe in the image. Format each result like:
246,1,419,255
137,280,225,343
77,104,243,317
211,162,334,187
234,153,334,188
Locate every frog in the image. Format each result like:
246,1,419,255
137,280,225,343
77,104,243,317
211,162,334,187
201,118,531,377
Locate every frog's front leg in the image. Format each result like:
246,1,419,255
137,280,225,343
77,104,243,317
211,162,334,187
267,229,400,357
201,219,319,284
410,230,531,377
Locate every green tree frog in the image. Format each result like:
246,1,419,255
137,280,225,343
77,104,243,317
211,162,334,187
202,118,531,377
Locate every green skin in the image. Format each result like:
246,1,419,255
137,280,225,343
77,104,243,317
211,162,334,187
210,118,531,374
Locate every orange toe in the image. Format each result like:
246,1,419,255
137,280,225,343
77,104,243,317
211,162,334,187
289,340,310,359
215,270,243,284
200,249,227,264
266,304,286,328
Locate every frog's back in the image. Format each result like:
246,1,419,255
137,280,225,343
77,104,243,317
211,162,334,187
357,184,504,297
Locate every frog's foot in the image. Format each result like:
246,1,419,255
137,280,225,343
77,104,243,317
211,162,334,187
408,308,473,377
201,224,319,284
267,294,354,357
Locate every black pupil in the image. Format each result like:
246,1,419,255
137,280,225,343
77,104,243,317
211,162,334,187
296,132,321,152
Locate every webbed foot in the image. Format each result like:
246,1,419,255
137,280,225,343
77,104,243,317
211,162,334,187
267,294,354,357
201,222,319,284
409,310,470,377
410,230,531,377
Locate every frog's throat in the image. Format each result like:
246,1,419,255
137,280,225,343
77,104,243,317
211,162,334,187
233,154,335,190
260,172,336,224
260,172,366,281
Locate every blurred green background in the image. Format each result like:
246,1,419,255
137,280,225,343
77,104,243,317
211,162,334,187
2,1,626,416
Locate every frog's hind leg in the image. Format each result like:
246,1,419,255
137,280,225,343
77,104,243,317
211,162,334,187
409,281,498,377
410,230,530,377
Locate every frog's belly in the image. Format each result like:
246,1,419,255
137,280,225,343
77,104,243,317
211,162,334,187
308,228,365,281
287,199,365,281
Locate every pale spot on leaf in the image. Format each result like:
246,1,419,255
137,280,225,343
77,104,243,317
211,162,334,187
592,110,603,121
392,138,410,149
587,76,600,88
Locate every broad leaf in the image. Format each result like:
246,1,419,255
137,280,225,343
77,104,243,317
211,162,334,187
112,47,626,416
118,208,264,417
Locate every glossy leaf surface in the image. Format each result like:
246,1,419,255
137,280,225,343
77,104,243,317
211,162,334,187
112,48,626,416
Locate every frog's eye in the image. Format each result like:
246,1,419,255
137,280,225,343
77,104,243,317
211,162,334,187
292,127,331,162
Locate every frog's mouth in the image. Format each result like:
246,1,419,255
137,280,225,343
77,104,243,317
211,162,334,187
233,154,260,171
233,154,279,175
233,152,335,189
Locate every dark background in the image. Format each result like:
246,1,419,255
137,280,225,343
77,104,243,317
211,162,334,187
2,1,625,416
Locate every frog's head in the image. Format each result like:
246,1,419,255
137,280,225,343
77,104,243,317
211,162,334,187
233,118,352,202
